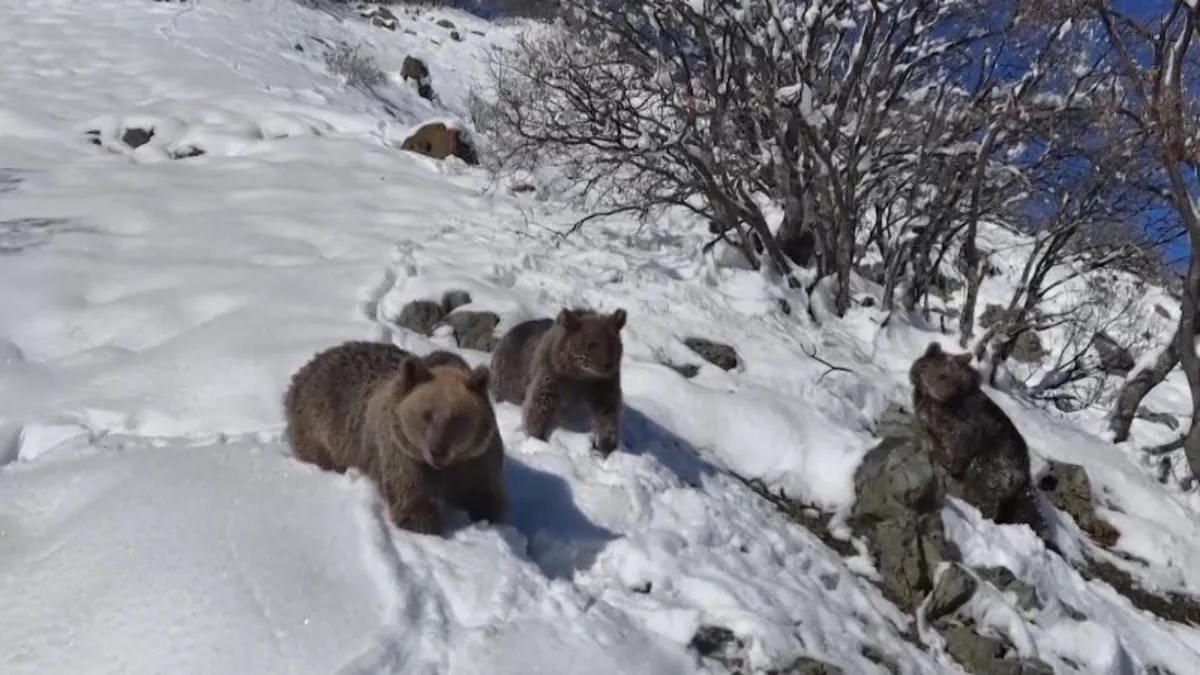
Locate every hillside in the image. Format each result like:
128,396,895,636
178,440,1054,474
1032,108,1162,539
1,1,1199,674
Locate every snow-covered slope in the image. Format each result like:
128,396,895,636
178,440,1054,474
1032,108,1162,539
2,1,1199,674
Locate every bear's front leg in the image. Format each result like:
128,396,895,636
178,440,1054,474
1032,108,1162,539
382,476,445,535
522,374,562,442
587,378,622,457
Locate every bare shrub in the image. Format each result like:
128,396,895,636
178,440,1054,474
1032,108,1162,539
324,42,387,89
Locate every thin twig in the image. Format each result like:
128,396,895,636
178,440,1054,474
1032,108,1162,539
801,343,855,383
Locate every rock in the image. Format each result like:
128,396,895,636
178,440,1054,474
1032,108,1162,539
688,624,739,659
1038,461,1121,547
170,146,205,159
978,304,1045,363
121,127,154,149
445,310,500,352
664,362,700,379
773,657,846,674
683,337,739,371
1136,406,1180,431
436,18,456,29
450,30,462,41
974,566,1041,611
1153,304,1171,319
863,513,957,611
395,299,445,336
924,563,979,624
441,289,473,314
400,56,433,100
940,626,1008,672
850,435,959,610
362,6,398,30
873,402,915,441
851,436,945,522
400,122,478,165
1093,332,1135,376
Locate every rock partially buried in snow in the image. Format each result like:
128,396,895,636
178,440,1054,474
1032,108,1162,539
361,6,398,31
395,298,445,336
444,310,500,352
923,563,978,624
394,291,500,351
1038,460,1120,547
401,55,433,100
682,337,739,371
400,122,478,165
121,127,154,149
850,426,960,611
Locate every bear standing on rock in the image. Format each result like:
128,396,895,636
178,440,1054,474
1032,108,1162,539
490,308,627,456
909,342,1049,541
283,341,507,535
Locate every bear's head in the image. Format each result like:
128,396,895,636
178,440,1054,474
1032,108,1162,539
908,341,980,403
549,307,626,379
371,355,496,469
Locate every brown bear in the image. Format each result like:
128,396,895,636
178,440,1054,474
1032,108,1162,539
489,308,627,456
909,342,1049,540
283,341,507,535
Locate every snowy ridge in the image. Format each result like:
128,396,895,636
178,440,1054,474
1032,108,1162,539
1,1,1199,674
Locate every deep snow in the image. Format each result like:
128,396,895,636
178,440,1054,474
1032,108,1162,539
2,1,1200,674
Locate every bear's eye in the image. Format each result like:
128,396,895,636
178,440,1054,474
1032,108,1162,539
421,410,434,424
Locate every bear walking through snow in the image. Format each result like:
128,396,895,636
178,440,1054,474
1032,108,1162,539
283,341,507,535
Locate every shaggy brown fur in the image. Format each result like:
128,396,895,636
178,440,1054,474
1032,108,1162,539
909,342,1048,540
489,308,627,456
283,341,506,535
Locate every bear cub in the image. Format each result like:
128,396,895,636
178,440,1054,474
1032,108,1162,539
283,341,507,535
490,307,627,456
909,342,1048,540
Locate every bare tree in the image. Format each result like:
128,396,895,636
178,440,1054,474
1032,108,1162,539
1090,0,1200,476
478,0,998,316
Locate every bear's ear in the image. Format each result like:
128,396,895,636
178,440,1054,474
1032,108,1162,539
555,308,581,331
610,308,627,329
923,342,943,358
396,355,433,394
952,352,973,368
467,365,490,394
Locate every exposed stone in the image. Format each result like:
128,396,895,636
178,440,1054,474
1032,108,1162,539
395,299,445,336
436,18,456,29
362,6,398,30
924,563,979,624
170,146,205,160
771,657,846,675
1153,304,1171,319
450,30,462,41
851,435,945,522
1136,406,1180,431
121,127,154,149
978,304,1046,363
400,122,478,165
683,337,739,371
1037,461,1121,547
974,566,1041,612
445,310,500,352
440,289,472,314
688,624,740,659
1093,331,1135,376
940,626,1008,672
663,361,700,379
400,56,433,100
